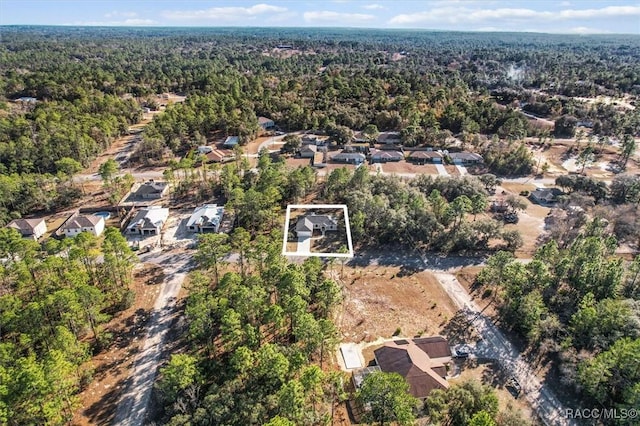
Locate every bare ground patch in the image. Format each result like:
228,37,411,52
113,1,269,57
338,265,458,343
73,263,163,426
380,161,439,175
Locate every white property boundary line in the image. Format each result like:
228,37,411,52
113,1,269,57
282,204,354,258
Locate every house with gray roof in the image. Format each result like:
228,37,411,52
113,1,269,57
187,204,224,233
370,149,404,163
408,150,443,164
223,136,240,148
126,206,169,236
135,180,169,200
448,152,484,165
295,213,338,238
331,152,366,165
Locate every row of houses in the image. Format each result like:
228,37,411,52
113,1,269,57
6,214,106,240
328,149,484,165
5,203,225,242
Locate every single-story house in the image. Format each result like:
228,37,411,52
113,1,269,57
16,97,37,104
197,145,213,155
126,206,169,236
302,135,328,146
370,149,404,163
331,152,366,165
223,136,240,148
205,149,234,163
258,117,275,130
187,204,224,233
295,213,338,238
448,152,484,165
373,337,452,399
529,188,564,205
377,132,402,145
300,144,317,158
61,214,105,237
6,218,47,240
135,180,169,199
343,143,369,153
408,150,443,164
352,131,369,144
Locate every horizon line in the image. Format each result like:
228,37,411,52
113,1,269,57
1,24,638,36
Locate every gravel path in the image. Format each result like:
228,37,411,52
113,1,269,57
433,272,577,426
112,249,193,426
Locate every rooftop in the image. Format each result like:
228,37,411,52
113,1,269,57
374,337,452,399
61,215,103,230
187,204,224,229
7,218,45,232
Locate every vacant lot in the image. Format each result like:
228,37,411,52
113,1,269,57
339,265,458,343
380,161,438,175
73,263,164,426
497,183,551,257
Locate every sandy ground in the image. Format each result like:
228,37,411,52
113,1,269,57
73,263,164,425
338,265,458,343
496,183,552,258
379,162,439,175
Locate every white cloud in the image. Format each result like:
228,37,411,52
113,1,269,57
363,4,385,10
303,11,376,23
162,4,288,21
388,5,640,26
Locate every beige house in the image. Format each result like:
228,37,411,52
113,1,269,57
61,215,105,237
6,218,47,240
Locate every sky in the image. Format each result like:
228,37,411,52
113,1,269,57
1,1,639,34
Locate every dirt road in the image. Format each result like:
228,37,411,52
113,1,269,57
432,272,577,426
112,249,193,426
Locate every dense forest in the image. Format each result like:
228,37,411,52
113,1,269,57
0,227,136,424
1,27,639,224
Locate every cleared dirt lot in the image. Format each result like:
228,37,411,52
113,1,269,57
73,263,164,426
496,183,552,258
339,265,458,343
380,161,439,175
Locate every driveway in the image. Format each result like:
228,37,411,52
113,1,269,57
296,236,312,254
435,163,449,176
113,249,194,426
455,165,468,175
432,272,577,426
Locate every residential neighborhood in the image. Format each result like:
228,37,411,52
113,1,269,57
2,23,639,426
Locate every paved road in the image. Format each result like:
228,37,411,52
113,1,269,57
112,249,194,426
432,272,577,426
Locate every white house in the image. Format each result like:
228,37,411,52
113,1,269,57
61,215,105,237
186,204,224,233
295,213,338,238
126,206,169,236
6,218,47,240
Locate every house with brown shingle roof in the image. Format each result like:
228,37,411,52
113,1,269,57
373,337,452,399
408,150,443,164
61,214,105,237
6,218,47,240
